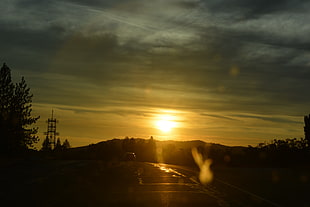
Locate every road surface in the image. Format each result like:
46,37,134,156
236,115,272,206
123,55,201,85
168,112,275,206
125,162,280,207
1,159,308,207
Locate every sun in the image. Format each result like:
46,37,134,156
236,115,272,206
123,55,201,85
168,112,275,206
156,116,177,133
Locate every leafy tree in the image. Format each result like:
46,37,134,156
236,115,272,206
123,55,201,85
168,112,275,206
0,63,39,153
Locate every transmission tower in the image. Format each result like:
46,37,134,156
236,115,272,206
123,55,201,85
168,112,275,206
44,110,59,149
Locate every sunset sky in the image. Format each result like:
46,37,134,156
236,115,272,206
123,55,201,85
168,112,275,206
1,0,310,147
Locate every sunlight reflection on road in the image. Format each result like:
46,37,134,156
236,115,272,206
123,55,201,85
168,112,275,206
153,163,186,177
147,162,229,206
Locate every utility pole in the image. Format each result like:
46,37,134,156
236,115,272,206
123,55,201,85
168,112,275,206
44,110,59,149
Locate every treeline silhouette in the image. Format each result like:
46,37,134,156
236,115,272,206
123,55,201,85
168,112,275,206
51,114,310,167
55,137,157,162
53,136,309,168
41,137,71,152
245,138,309,167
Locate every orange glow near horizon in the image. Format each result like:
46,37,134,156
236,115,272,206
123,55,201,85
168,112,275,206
155,114,178,133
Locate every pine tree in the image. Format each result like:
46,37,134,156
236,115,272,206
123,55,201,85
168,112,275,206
62,139,71,150
54,138,62,151
41,136,52,152
0,63,40,153
0,63,14,152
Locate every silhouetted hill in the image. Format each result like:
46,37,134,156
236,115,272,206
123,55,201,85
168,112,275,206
51,137,309,168
53,138,243,166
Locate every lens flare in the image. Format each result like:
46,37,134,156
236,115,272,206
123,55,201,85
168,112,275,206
192,147,213,185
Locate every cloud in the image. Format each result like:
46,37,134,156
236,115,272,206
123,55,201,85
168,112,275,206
201,113,238,121
231,114,302,124
201,0,310,20
1,0,310,146
59,0,132,9
175,0,201,9
13,22,307,118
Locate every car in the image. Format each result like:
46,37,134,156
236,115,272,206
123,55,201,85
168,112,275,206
124,152,136,161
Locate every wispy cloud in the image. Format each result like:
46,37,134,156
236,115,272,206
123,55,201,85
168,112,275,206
1,0,309,146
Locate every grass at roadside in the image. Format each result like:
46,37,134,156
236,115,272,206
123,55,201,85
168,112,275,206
1,158,139,207
213,167,310,207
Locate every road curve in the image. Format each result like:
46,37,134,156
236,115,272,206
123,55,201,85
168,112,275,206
124,162,282,207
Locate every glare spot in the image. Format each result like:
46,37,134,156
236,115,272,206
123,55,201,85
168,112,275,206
272,170,280,183
224,155,231,163
230,66,240,77
217,85,226,93
300,175,308,183
192,147,213,185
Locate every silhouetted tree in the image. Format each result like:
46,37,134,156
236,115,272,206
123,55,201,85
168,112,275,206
62,139,71,150
122,137,135,152
147,136,157,162
54,138,62,151
304,114,310,147
0,63,39,153
41,136,52,152
0,63,14,153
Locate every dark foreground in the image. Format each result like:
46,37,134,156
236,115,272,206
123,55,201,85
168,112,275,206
1,158,309,207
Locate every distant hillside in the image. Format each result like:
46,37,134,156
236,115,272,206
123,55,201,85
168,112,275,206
54,138,245,166
53,137,309,167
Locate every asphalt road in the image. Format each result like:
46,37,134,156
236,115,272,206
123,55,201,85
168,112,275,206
1,159,308,207
130,162,280,207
